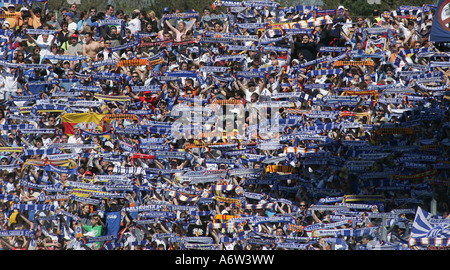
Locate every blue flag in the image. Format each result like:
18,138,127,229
430,0,450,43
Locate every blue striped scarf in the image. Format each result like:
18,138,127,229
10,204,56,211
21,180,65,193
91,59,118,68
44,164,78,175
235,70,268,79
0,124,34,130
110,41,140,52
83,234,118,244
161,11,199,20
199,37,232,44
201,14,229,21
140,211,177,219
235,22,268,29
213,54,246,62
70,85,103,93
70,195,102,205
43,54,88,62
129,85,162,92
25,29,57,35
306,68,343,78
22,148,62,156
0,194,19,203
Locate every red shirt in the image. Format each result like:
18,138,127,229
138,96,159,110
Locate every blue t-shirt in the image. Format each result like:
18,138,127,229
104,211,122,236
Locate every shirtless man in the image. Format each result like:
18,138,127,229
82,32,104,59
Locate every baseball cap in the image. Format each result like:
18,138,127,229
8,4,15,8
70,34,78,38
163,7,170,13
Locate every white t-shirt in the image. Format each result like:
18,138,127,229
68,22,77,33
127,18,141,34
34,38,53,57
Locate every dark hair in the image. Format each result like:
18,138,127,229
132,10,140,19
79,10,86,19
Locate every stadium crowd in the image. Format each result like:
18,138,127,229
0,0,448,250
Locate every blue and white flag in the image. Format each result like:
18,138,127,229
411,207,450,238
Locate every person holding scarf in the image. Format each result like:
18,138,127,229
82,213,105,250
1,65,19,100
22,0,44,29
293,34,318,62
27,33,58,59
164,17,197,42
161,81,179,111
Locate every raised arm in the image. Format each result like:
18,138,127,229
164,19,180,36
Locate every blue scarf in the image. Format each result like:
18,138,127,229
306,68,343,78
129,85,162,92
0,230,33,237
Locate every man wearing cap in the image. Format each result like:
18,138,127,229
4,4,22,30
129,87,162,111
65,34,83,56
65,12,77,34
22,0,43,29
